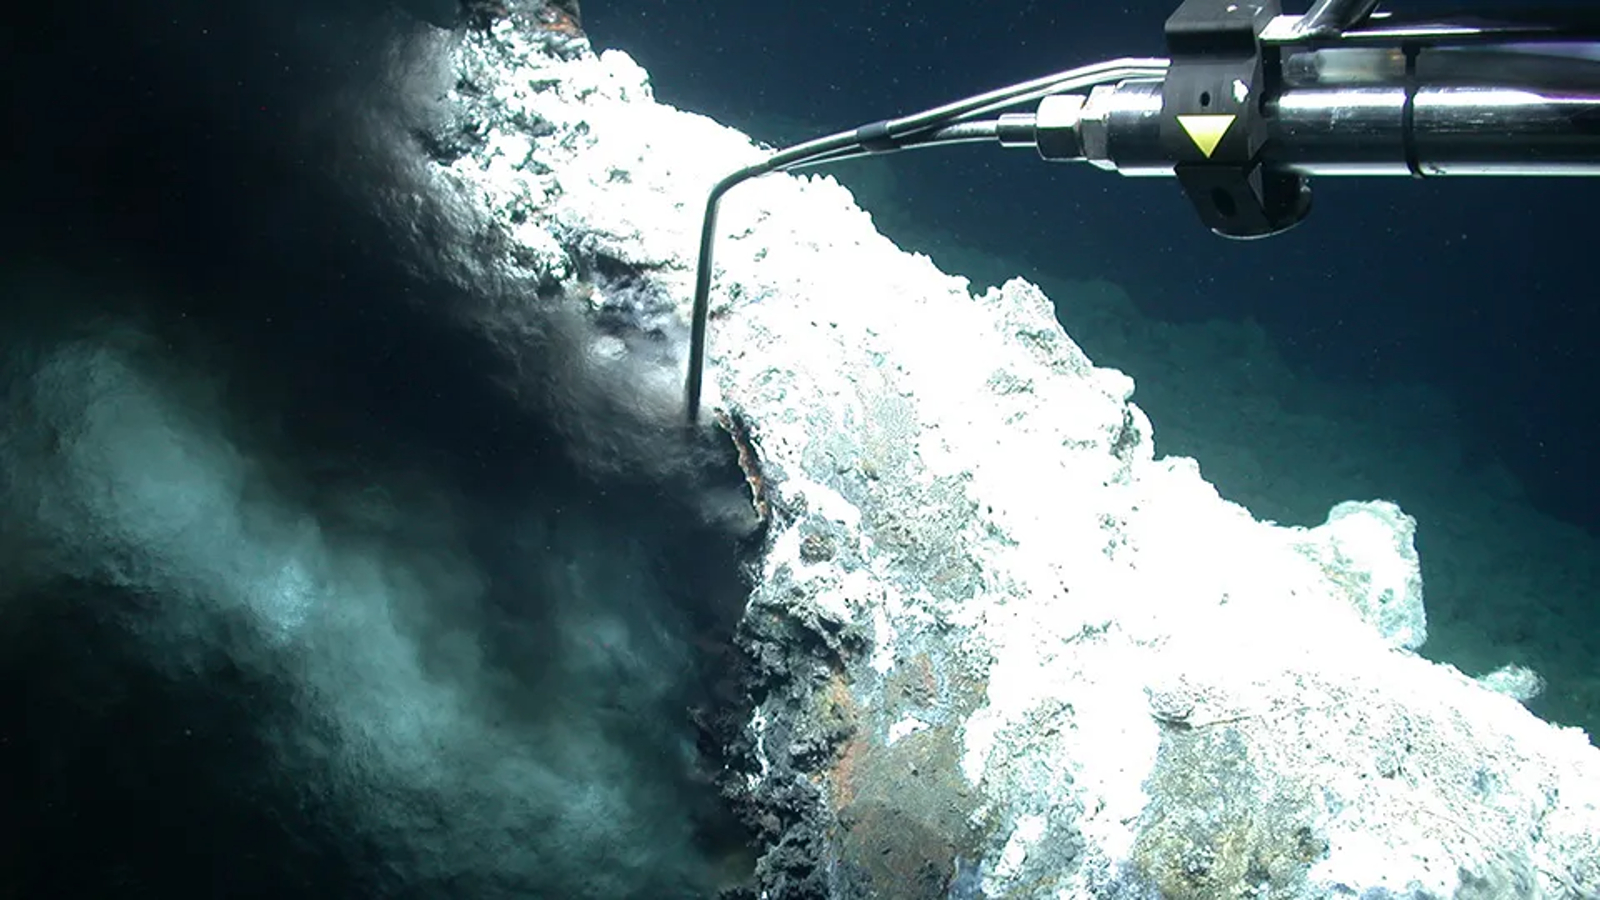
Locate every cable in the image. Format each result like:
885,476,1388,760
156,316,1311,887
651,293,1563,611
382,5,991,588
682,59,1170,424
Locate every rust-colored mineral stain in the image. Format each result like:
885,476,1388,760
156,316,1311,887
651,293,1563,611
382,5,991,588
822,673,864,809
715,408,770,526
535,5,583,36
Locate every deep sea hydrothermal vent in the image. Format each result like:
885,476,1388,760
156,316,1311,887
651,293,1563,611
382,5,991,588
0,1,755,896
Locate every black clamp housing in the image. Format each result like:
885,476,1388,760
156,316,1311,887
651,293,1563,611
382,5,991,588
1161,0,1313,238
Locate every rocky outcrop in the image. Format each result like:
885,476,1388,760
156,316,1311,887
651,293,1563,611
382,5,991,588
419,8,1600,898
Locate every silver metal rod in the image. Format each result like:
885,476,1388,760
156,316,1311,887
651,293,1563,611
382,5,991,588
1039,78,1600,177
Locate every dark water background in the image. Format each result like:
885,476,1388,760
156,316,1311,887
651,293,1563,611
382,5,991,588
0,0,1595,896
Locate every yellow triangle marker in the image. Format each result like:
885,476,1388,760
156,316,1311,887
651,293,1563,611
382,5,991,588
1177,114,1236,158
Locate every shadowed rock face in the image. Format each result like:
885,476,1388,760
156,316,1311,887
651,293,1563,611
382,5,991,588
0,2,758,898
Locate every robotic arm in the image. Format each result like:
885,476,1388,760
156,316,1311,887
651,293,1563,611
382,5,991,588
683,0,1600,423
